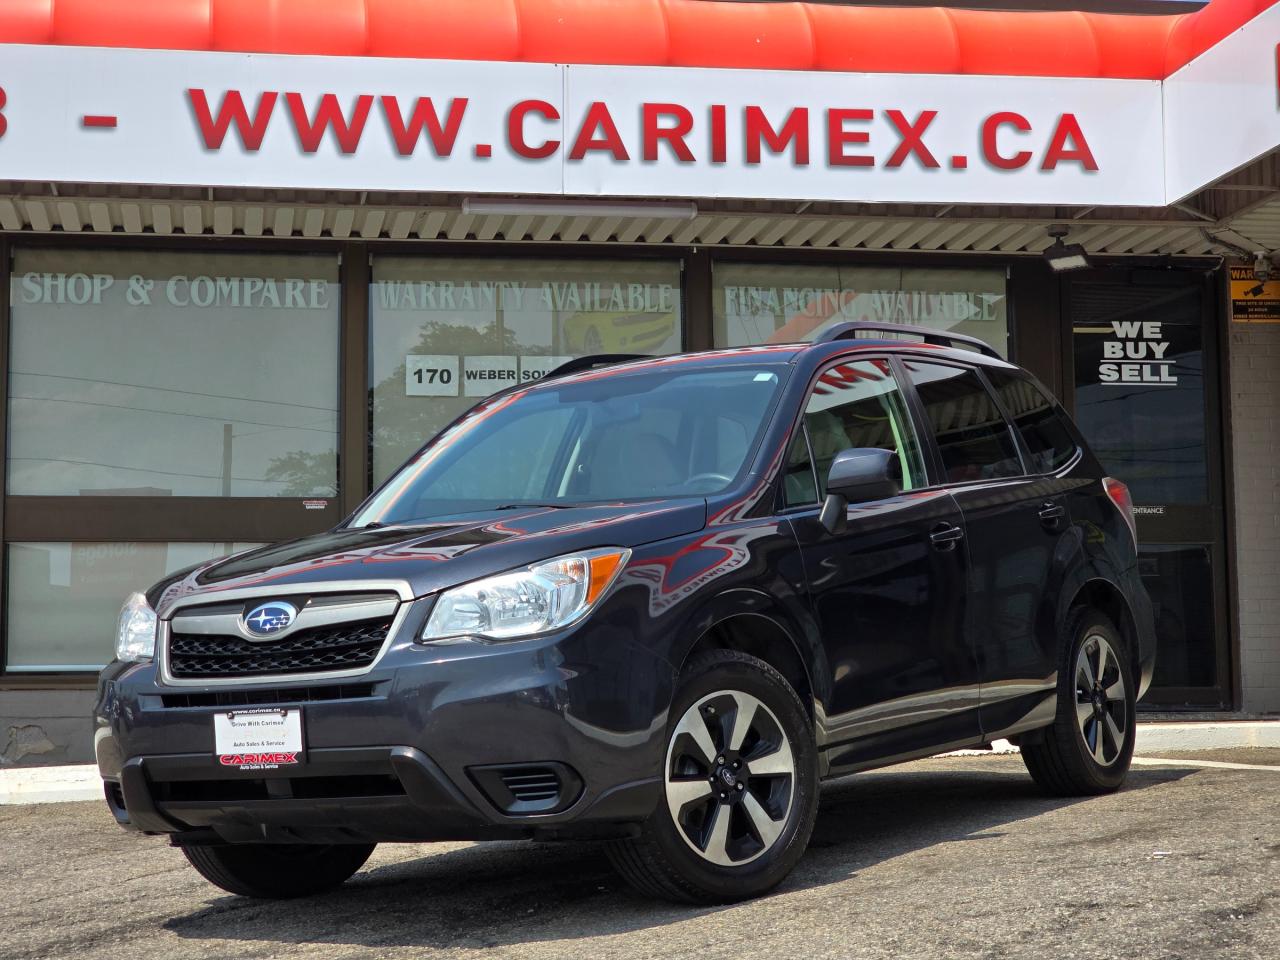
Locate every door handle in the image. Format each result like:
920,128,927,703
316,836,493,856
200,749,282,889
930,523,964,550
1038,502,1066,525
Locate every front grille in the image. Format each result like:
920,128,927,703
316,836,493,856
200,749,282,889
159,682,379,709
168,619,391,679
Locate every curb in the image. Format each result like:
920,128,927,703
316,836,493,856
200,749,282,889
942,720,1280,759
0,764,101,805
1133,720,1280,752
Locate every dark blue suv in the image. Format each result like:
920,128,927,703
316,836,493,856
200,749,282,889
95,322,1155,904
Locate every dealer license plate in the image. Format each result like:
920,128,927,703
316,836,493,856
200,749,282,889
213,708,303,771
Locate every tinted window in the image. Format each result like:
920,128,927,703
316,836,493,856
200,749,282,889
355,364,784,524
801,359,927,499
986,370,1078,474
904,361,1022,482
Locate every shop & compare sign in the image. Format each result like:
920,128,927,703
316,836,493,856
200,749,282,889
0,44,1164,206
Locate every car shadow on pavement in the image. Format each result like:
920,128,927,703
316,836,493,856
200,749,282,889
163,760,1193,950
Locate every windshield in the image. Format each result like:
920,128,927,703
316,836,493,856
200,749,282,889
353,362,787,526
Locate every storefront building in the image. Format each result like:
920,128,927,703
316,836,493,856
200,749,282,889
2,0,1279,764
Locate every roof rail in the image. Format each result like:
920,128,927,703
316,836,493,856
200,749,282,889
545,354,650,379
814,322,1002,360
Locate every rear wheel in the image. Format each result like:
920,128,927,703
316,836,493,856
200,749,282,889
182,842,375,899
607,649,818,903
1021,609,1136,796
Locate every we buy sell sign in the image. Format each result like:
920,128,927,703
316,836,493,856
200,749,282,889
0,44,1164,206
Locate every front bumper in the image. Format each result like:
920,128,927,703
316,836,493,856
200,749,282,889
95,618,674,844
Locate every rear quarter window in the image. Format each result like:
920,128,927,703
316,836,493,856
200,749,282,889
903,360,1023,483
986,370,1079,474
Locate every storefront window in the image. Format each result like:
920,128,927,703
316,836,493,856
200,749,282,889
5,541,262,671
1071,284,1207,505
712,263,1009,356
8,250,340,498
369,257,683,485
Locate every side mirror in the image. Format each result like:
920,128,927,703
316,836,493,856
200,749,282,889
818,448,901,534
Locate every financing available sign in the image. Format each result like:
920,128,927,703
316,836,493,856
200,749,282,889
0,43,1164,206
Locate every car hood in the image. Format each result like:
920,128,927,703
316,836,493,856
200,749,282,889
150,499,708,615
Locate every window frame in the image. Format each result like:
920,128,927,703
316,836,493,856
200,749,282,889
982,367,1084,479
893,355,1033,491
773,352,928,513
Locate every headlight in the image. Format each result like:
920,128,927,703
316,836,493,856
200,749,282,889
116,592,157,662
422,547,631,643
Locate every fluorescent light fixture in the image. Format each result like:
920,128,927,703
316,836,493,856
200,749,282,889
462,198,698,220
1044,224,1090,273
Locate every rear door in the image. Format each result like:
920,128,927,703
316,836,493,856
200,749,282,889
784,356,980,770
899,359,1075,738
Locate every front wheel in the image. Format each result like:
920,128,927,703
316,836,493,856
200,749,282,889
1021,609,1136,796
182,842,376,899
607,649,818,903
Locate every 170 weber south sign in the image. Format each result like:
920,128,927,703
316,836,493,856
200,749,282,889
0,44,1164,206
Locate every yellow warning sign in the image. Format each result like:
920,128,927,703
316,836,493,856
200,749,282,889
1230,266,1280,323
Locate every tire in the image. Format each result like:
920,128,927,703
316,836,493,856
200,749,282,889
1021,608,1136,796
182,842,376,899
606,649,818,904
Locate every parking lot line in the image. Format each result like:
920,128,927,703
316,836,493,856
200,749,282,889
1130,756,1280,772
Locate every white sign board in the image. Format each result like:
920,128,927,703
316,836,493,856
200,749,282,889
213,708,303,770
463,355,519,396
1163,6,1280,202
405,354,460,397
519,355,574,384
0,43,1164,206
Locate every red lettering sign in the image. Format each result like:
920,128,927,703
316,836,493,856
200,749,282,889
508,99,560,159
981,111,1033,170
219,752,299,766
380,96,467,157
643,103,695,163
827,108,873,167
569,101,629,161
745,106,809,166
885,110,940,169
285,92,373,154
188,89,276,151
177,88,1101,177
1041,113,1099,171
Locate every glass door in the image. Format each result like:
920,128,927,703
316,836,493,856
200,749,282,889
1066,272,1231,708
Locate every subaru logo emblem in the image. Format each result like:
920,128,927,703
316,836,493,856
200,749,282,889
243,601,297,637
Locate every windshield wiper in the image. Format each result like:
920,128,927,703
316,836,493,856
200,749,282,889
495,502,579,510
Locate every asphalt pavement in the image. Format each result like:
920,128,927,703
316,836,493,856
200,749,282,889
2,751,1277,960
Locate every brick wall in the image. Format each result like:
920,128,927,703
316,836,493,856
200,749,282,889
1230,322,1280,714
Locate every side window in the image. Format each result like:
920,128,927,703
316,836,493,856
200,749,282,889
985,370,1079,474
803,359,927,497
782,427,818,507
903,361,1023,483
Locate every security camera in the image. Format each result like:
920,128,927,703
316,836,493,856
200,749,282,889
1253,251,1272,284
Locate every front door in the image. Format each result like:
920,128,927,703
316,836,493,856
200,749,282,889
783,357,979,771
1066,273,1231,708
